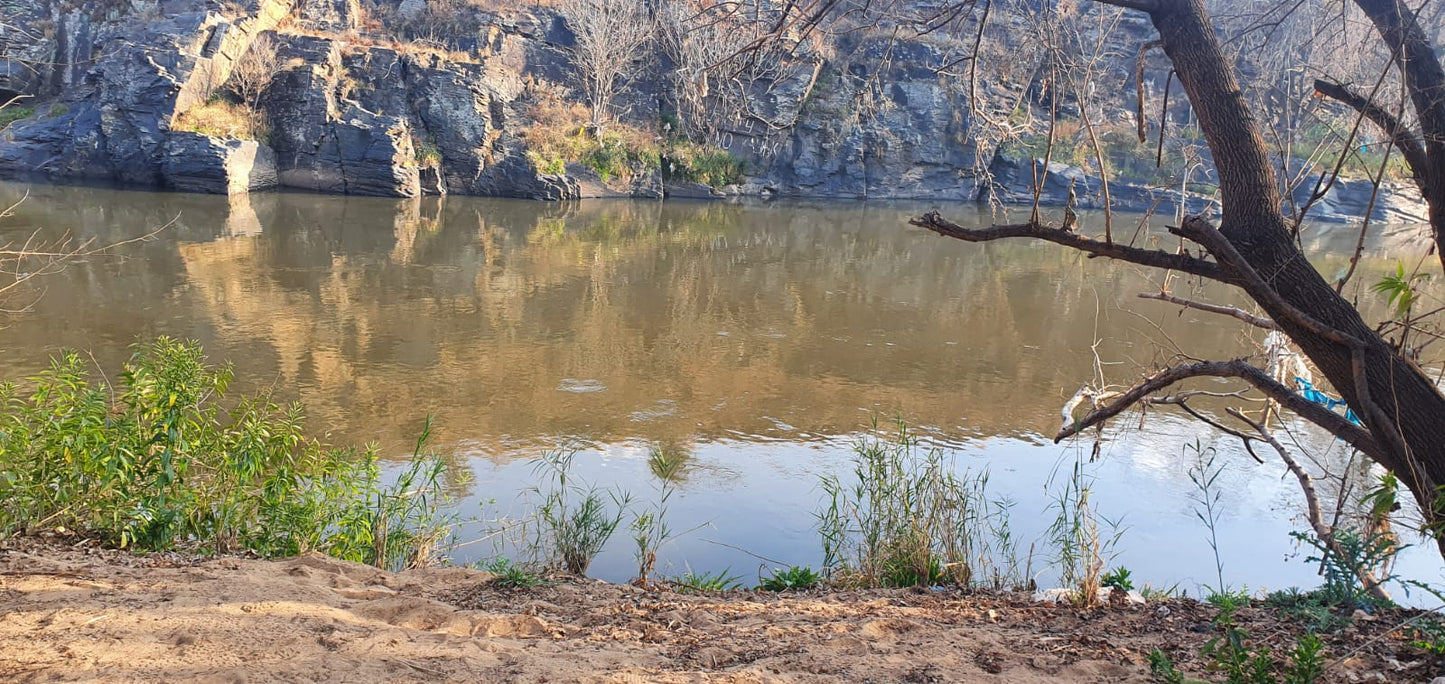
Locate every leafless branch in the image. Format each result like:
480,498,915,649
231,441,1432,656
910,212,1238,285
1313,79,1429,193
1138,291,1279,330
1056,358,1382,459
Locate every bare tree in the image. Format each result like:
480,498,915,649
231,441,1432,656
228,33,280,114
558,0,656,130
654,0,824,143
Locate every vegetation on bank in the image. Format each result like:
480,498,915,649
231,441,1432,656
0,105,34,131
523,94,745,187
2,340,1443,682
0,338,453,570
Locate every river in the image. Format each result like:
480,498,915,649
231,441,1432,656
2,181,1441,597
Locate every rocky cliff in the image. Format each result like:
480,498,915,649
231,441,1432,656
0,0,1426,222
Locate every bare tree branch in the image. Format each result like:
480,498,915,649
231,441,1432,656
909,212,1238,284
1094,0,1158,11
1313,78,1429,193
1225,406,1391,602
1138,291,1279,330
1056,358,1382,459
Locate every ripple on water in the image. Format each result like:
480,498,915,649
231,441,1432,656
629,400,679,422
557,378,607,393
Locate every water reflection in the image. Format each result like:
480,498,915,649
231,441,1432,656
1,182,1440,590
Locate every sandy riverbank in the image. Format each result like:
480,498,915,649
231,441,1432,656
0,539,1434,682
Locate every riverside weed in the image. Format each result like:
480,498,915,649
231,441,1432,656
1046,458,1123,607
1147,649,1185,684
1290,527,1399,611
0,338,458,569
1263,589,1350,633
631,445,684,584
1187,441,1231,597
760,565,823,591
817,422,1025,589
672,568,743,593
529,450,630,575
483,558,545,589
1102,567,1134,592
1201,608,1326,683
1407,616,1445,656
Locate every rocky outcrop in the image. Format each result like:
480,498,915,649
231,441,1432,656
0,0,294,187
0,0,1430,223
1290,176,1428,224
261,38,419,197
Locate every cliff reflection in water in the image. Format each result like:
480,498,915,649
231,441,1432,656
0,183,1432,457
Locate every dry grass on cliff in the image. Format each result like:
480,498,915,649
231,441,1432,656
173,99,267,141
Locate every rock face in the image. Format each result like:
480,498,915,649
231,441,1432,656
0,0,1428,222
162,132,278,194
759,37,982,201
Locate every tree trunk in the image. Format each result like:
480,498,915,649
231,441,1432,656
1142,0,1445,554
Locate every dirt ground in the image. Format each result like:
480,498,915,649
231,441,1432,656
0,539,1439,683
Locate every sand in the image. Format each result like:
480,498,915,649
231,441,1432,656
0,539,1433,682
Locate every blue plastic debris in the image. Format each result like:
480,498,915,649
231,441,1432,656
1294,377,1363,426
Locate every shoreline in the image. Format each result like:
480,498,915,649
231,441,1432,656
1,537,1435,682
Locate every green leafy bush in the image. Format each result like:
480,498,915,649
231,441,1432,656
760,565,824,591
0,338,457,570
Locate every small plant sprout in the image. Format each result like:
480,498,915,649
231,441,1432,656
1186,440,1231,597
1101,567,1134,593
672,568,743,593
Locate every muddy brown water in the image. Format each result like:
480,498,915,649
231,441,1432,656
2,181,1441,595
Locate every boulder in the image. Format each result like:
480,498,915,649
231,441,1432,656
664,181,721,200
1291,176,1428,224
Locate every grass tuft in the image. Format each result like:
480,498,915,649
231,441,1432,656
817,421,1029,590
0,105,34,130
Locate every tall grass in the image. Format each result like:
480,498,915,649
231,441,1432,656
0,338,458,570
1187,440,1230,596
1045,458,1123,607
818,423,1029,589
631,444,685,584
528,450,631,575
